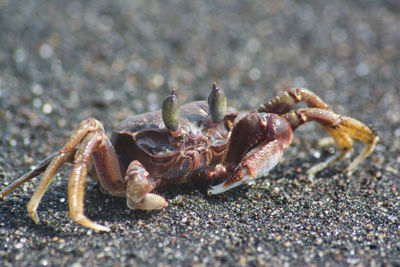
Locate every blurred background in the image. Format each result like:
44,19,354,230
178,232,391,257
1,0,399,266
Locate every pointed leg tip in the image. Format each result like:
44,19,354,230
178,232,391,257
0,187,7,199
306,167,319,177
343,166,355,176
73,216,111,232
84,222,111,232
93,224,111,232
28,211,40,224
306,172,315,182
0,185,16,200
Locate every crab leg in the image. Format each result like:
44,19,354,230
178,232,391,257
319,116,378,174
0,153,58,199
257,88,331,114
67,130,111,232
26,150,75,223
25,119,103,227
259,88,378,175
283,108,378,176
91,134,125,197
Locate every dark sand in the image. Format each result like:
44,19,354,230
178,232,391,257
1,1,399,266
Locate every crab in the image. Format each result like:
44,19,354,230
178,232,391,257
0,84,378,232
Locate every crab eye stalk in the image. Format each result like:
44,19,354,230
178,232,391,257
162,89,179,132
208,83,226,123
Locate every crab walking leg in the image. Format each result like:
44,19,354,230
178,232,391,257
68,130,111,232
90,134,125,197
26,118,103,225
283,108,378,175
257,88,331,115
124,160,167,210
0,153,57,199
322,116,378,174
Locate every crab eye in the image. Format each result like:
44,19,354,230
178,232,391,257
208,83,226,123
162,89,179,131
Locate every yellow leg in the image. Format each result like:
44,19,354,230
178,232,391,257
26,119,103,226
68,131,110,232
307,116,378,176
325,116,378,173
27,150,74,223
283,108,378,176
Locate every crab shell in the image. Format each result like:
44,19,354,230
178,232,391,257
111,101,238,187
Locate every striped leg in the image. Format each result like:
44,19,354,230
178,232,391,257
283,108,378,176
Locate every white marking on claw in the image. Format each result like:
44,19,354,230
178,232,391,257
208,181,242,195
208,168,253,195
208,141,283,195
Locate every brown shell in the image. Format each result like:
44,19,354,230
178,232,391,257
111,101,238,184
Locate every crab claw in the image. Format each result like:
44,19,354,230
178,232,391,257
162,89,180,132
208,83,226,123
127,193,167,210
